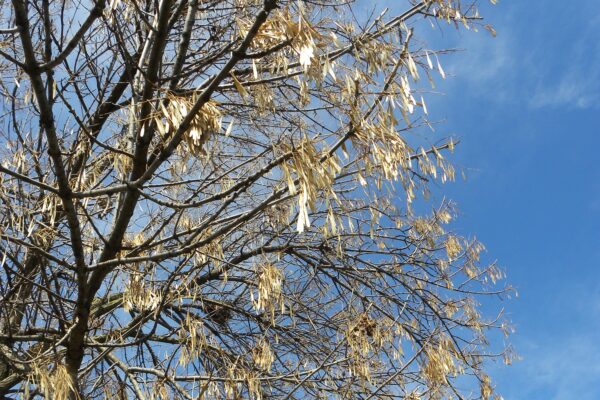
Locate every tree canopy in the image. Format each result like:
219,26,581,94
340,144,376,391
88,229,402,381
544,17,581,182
0,0,512,398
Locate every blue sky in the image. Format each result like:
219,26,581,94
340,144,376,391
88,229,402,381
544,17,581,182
402,0,600,398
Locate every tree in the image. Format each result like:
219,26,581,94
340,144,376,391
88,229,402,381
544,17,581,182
0,0,512,398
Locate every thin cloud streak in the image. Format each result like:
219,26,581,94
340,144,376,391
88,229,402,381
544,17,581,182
437,1,600,110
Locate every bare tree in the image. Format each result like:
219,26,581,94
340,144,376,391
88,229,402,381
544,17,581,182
0,0,512,398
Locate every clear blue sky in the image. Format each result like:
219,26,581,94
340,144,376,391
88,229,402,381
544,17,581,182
398,1,600,398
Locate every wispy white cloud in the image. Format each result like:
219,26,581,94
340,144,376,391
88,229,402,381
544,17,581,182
450,29,517,101
494,284,600,400
415,4,522,106
527,8,600,110
529,77,600,110
433,1,600,110
524,334,600,400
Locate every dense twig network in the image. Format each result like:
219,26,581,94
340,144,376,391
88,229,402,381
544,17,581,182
0,0,511,398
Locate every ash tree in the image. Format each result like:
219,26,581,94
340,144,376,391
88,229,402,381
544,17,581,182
0,0,513,398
